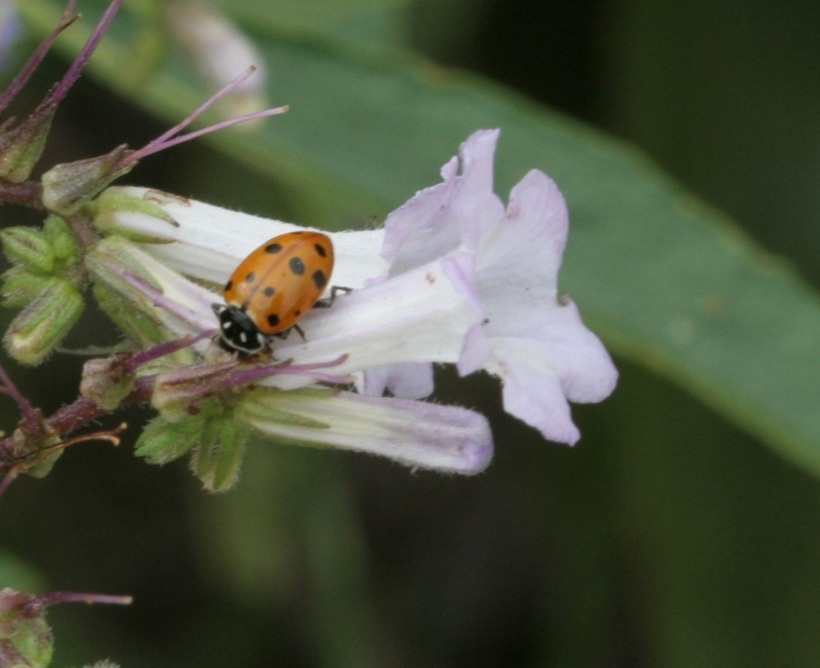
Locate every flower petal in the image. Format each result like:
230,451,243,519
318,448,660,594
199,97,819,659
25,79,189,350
382,129,505,274
361,362,435,399
475,170,566,336
495,349,581,445
240,390,493,474
264,258,478,389
101,186,387,289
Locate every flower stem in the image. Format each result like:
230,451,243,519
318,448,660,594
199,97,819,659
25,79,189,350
0,181,44,208
0,0,79,114
0,363,41,436
48,0,124,108
25,591,133,613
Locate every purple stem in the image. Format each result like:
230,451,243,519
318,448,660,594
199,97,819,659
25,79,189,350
32,591,133,609
0,0,79,114
0,468,19,500
125,330,215,374
47,0,124,107
226,354,352,387
0,363,41,435
122,66,288,168
0,181,44,208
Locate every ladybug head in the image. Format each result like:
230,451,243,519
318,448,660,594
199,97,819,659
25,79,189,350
212,303,267,358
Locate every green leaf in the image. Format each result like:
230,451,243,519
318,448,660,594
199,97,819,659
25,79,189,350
18,1,820,475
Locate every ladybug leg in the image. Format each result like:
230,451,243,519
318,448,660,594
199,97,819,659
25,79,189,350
263,336,278,361
274,324,306,342
293,324,306,340
314,285,352,308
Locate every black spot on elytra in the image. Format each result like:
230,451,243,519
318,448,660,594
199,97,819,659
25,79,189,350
294,309,302,316
265,242,283,254
267,313,280,328
224,279,233,292
245,271,256,283
263,286,275,297
314,243,327,258
312,270,327,290
289,257,305,275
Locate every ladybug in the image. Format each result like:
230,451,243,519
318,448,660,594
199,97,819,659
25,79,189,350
212,231,334,357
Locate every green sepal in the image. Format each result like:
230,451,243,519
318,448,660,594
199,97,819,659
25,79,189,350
237,387,337,430
93,187,179,243
151,361,236,424
92,281,168,350
0,104,55,183
0,269,54,307
135,414,203,465
191,403,250,493
0,588,55,666
23,440,64,479
8,428,64,479
41,145,133,215
80,355,135,412
3,278,84,365
43,215,82,267
0,225,54,274
0,217,82,285
86,237,170,349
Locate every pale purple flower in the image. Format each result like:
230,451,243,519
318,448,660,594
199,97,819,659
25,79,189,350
239,390,492,474
373,129,618,443
96,129,617,455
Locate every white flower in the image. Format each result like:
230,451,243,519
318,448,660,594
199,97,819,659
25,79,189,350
374,129,618,443
238,389,493,475
96,129,617,456
96,186,387,291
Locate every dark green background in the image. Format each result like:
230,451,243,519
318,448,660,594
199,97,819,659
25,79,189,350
1,1,818,666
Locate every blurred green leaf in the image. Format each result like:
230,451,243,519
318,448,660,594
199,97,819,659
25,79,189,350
16,1,820,475
208,0,411,48
0,550,45,591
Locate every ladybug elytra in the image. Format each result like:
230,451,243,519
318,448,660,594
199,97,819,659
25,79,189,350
212,231,334,357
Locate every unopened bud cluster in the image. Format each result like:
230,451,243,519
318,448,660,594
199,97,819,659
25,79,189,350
0,216,84,364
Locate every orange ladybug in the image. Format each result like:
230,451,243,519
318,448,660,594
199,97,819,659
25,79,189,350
212,231,334,357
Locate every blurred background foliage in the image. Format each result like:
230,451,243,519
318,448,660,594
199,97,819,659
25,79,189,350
1,0,819,666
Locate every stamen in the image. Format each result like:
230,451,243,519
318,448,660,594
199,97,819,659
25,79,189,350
123,66,288,167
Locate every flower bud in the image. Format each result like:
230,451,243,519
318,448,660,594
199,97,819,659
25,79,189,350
43,214,81,266
3,277,83,365
190,404,249,492
86,237,173,349
0,106,56,183
0,269,53,307
91,280,168,351
7,423,63,479
80,355,135,412
86,236,214,349
40,144,132,215
151,362,235,423
0,588,55,667
134,415,202,465
0,225,55,274
92,187,180,243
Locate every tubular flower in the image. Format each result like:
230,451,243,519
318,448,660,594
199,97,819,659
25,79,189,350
93,129,617,477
